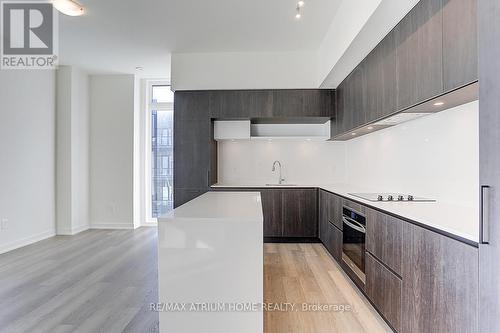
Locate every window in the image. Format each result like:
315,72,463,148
150,84,174,218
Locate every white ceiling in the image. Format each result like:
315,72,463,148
59,0,342,77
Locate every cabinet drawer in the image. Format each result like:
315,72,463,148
366,208,403,276
324,222,342,263
366,253,402,332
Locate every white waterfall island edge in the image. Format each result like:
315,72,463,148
157,192,263,333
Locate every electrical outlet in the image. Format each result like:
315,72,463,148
1,218,8,230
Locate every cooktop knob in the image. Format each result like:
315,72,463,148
387,195,394,201
408,195,414,201
398,195,404,201
377,195,383,201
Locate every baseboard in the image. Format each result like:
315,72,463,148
141,221,158,227
90,223,135,230
57,224,90,236
0,229,56,255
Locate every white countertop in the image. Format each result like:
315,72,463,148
159,191,263,222
212,183,479,243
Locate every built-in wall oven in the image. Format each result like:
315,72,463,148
342,206,366,284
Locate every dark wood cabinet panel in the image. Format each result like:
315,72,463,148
342,198,366,216
366,253,402,332
366,208,403,276
344,63,368,130
209,90,274,119
273,90,334,118
331,82,348,137
395,0,444,110
318,190,330,242
324,222,343,262
401,223,478,333
173,118,211,190
261,189,283,237
282,189,318,237
328,192,343,230
442,0,478,90
365,30,398,122
478,0,500,330
174,91,210,120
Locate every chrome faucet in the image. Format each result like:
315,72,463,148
272,160,285,185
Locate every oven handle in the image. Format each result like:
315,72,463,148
342,216,366,234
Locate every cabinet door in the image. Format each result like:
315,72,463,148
318,190,330,243
396,0,444,110
344,64,367,131
324,221,343,262
365,30,398,122
273,90,334,118
261,189,283,237
332,82,348,137
366,253,402,332
366,208,403,276
401,223,478,332
327,193,343,231
282,189,318,237
443,0,478,90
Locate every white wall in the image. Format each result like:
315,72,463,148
0,70,56,253
345,101,479,207
171,51,319,91
218,101,479,208
218,141,346,185
89,75,136,229
56,66,90,235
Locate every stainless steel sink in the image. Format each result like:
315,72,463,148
265,184,297,187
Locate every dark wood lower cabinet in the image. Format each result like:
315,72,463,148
323,222,342,262
282,189,318,237
261,189,283,237
366,252,402,332
401,223,478,333
366,208,403,276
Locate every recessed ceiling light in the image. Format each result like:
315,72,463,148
433,101,444,106
295,5,301,19
297,1,305,7
367,126,373,130
53,0,85,16
351,132,357,136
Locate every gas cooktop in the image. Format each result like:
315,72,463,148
349,193,436,202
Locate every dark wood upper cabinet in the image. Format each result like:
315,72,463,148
209,90,274,119
344,62,368,130
365,30,398,122
331,82,348,138
442,0,478,90
282,189,318,237
401,223,478,332
261,189,284,237
366,253,402,332
395,0,444,110
272,90,334,118
366,208,403,276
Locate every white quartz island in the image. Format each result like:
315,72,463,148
157,191,263,333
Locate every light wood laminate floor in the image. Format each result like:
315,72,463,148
264,243,391,333
0,228,390,333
